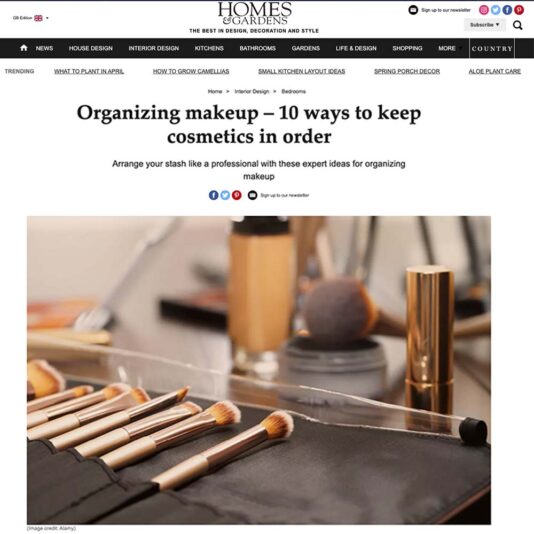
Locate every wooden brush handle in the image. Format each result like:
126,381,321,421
101,436,157,470
372,309,491,339
27,413,80,441
152,454,209,491
75,428,131,458
454,312,491,338
373,310,406,337
50,411,131,451
27,410,49,429
29,328,112,345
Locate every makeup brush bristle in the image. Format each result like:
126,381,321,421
103,383,131,399
260,411,294,439
182,401,202,415
176,386,190,401
131,387,150,404
207,401,241,425
27,360,65,398
73,385,94,397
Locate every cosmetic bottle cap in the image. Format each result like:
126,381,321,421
232,216,289,236
459,417,488,446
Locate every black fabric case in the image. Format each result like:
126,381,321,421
27,399,490,524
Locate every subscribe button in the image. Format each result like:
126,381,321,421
465,18,506,31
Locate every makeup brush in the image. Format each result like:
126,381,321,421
27,360,66,399
27,385,94,413
152,411,294,491
101,401,241,470
27,381,35,402
27,383,130,429
49,388,189,451
27,387,146,441
303,278,400,347
75,401,202,458
303,277,490,347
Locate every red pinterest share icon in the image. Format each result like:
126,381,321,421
232,190,242,200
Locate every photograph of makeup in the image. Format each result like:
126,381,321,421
27,216,490,525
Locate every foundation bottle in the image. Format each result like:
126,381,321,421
228,217,294,378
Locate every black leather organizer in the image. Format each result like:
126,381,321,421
27,395,490,524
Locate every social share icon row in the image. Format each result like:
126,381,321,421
479,5,524,15
209,190,258,200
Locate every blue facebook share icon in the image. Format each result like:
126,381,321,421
503,5,512,15
220,190,230,200
209,190,219,200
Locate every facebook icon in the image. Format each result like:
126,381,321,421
209,190,219,200
503,5,512,15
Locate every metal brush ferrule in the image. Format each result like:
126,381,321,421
27,386,94,413
45,391,105,418
202,425,267,470
124,404,197,440
77,392,136,424
126,391,178,420
150,411,216,448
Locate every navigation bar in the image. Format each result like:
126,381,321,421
2,39,533,59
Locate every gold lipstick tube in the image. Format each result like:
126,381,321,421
75,402,202,458
101,410,217,470
26,384,129,429
406,265,454,415
27,390,140,441
27,385,94,413
49,390,186,451
152,425,267,491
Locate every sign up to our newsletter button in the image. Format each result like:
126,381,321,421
464,19,506,32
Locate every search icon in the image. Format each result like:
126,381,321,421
513,20,523,30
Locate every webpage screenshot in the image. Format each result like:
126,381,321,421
2,0,532,529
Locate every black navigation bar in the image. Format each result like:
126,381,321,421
1,39,533,59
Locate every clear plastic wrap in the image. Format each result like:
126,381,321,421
28,333,465,440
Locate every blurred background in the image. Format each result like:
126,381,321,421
27,216,491,431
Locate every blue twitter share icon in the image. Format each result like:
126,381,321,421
221,190,230,200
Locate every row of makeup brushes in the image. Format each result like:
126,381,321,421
27,359,293,491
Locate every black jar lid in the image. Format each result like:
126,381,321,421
232,216,289,236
